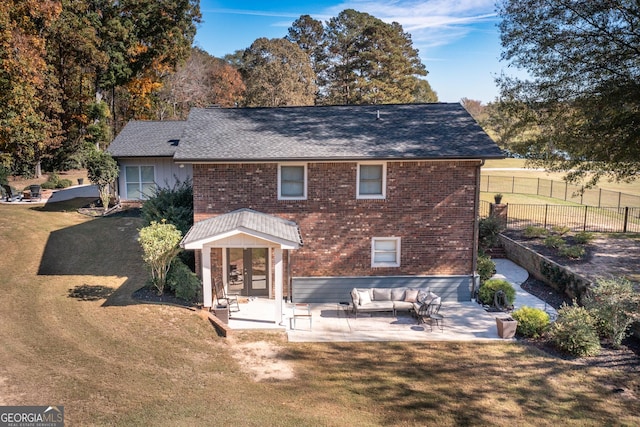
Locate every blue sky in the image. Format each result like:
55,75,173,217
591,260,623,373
194,0,514,103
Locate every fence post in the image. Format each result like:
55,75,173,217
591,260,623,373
564,182,568,201
537,178,540,196
624,207,629,233
550,180,553,198
598,188,602,208
512,176,515,194
618,192,622,209
544,204,548,228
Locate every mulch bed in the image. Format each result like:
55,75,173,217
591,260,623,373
502,229,640,373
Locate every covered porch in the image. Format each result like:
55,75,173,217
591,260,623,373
181,209,302,325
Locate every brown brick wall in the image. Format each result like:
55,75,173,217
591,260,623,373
193,161,480,278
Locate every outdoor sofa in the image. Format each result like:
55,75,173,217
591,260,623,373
350,287,440,318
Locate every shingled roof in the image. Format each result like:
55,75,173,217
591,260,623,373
107,120,186,158
181,208,302,250
174,103,503,162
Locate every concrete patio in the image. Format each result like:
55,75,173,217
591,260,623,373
224,259,557,342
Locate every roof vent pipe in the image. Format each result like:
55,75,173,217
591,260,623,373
376,110,380,120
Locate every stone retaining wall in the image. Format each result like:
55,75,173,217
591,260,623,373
498,234,592,303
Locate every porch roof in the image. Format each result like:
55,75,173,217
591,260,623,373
181,208,302,250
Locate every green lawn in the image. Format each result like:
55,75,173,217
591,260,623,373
0,201,638,426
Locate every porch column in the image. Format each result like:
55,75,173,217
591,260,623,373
202,246,212,309
274,247,283,325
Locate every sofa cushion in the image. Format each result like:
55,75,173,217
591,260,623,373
393,301,414,311
416,290,429,304
391,288,406,301
351,288,360,306
358,290,372,305
373,288,391,301
404,289,419,302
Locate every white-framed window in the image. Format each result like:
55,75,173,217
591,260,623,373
371,237,401,268
357,163,386,199
278,164,307,200
125,165,155,200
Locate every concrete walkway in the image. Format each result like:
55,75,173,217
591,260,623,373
226,259,557,342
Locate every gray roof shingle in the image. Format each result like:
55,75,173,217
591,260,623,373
107,120,186,158
174,103,503,161
181,208,302,249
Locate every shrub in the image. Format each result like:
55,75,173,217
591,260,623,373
478,278,516,307
167,259,202,302
523,226,548,238
549,302,601,357
40,181,57,190
544,235,565,249
56,178,73,188
511,306,550,338
477,252,496,285
141,178,193,236
573,231,594,244
584,277,640,348
479,216,505,249
558,245,585,260
138,221,183,295
551,225,571,236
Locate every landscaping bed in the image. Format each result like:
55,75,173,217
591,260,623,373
504,230,640,374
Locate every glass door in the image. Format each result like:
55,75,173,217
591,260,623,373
227,248,269,297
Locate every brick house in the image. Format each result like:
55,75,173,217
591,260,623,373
110,103,502,323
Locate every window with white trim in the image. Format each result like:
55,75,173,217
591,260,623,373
371,237,401,267
357,163,386,199
125,165,155,200
278,164,307,200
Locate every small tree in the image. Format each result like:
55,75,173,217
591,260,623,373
139,221,183,295
86,150,119,213
584,277,640,348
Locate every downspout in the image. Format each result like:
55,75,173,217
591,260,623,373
472,159,485,300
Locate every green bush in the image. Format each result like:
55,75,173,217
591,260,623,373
477,252,496,284
549,303,601,357
478,216,505,248
40,181,57,189
573,231,594,244
584,277,640,348
551,225,571,236
523,226,548,238
167,259,202,302
142,178,193,236
478,278,516,306
558,245,585,260
544,235,565,249
56,178,73,188
511,306,550,338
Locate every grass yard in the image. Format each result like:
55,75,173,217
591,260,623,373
482,159,640,197
0,201,639,426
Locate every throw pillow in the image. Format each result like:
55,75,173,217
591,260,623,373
351,288,360,305
416,290,428,304
358,290,372,306
404,289,419,302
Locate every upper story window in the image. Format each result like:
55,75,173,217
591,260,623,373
278,164,307,200
371,237,401,267
357,163,386,199
125,165,155,200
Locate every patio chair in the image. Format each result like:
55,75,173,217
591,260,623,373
2,184,22,202
290,303,312,330
417,300,443,332
213,279,240,312
29,185,42,202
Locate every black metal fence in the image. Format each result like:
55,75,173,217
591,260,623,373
481,175,640,208
480,200,640,233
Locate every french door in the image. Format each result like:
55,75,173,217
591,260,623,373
227,248,269,297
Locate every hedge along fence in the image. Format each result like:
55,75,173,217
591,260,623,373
480,201,640,233
481,175,640,208
498,234,591,304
